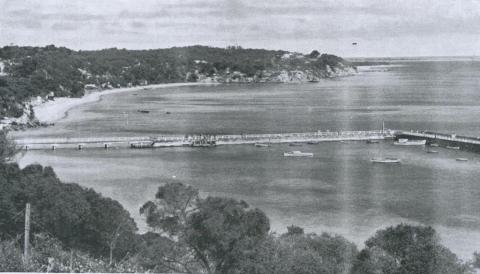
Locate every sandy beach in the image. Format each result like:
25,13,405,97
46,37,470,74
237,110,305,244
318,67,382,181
33,82,217,124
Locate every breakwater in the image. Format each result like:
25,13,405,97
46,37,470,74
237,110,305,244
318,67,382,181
15,130,394,150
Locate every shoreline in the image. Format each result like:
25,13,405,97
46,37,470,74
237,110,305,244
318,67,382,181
33,82,218,124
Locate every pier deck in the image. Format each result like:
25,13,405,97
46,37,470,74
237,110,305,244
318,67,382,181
15,130,394,150
396,130,480,153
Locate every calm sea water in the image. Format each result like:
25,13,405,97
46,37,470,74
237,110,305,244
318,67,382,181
17,60,480,259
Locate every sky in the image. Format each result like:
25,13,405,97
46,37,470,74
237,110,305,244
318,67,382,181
1,0,480,57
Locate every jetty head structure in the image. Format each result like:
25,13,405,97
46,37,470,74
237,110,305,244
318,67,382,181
396,130,480,153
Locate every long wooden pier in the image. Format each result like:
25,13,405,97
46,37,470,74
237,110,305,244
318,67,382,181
15,130,395,150
16,129,480,154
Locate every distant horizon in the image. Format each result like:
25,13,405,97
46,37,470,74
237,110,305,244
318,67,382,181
2,42,480,60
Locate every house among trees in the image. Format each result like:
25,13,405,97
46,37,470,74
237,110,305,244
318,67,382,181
84,84,97,90
47,91,55,100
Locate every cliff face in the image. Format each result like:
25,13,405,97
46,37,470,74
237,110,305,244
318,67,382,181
188,51,357,83
0,97,42,130
195,64,357,84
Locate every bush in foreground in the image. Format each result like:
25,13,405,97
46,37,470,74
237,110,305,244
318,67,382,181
0,233,143,272
140,182,359,274
352,224,470,274
0,162,139,262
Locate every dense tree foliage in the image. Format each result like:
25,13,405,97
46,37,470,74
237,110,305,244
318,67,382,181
0,162,138,261
352,224,470,274
309,50,321,58
0,45,352,118
0,77,35,118
186,197,270,273
0,130,17,163
234,231,358,274
140,182,271,273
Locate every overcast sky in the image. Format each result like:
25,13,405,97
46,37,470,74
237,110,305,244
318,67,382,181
1,0,480,57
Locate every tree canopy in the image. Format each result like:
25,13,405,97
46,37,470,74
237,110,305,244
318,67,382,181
352,223,469,274
0,130,17,163
140,182,271,273
0,162,138,261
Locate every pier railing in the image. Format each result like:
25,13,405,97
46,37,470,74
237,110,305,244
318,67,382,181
215,130,390,141
16,129,480,151
15,129,394,150
15,136,153,145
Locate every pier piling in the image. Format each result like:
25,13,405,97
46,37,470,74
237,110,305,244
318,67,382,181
15,130,395,150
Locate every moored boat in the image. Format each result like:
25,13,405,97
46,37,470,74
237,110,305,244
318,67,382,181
254,143,270,147
371,157,401,163
366,139,380,144
456,158,468,162
426,150,438,154
283,151,314,157
393,138,426,146
446,146,460,150
430,143,439,147
289,143,303,146
307,141,319,145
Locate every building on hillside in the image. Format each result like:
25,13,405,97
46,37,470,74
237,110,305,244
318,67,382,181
47,92,55,100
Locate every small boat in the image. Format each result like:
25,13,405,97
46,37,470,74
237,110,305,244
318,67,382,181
430,143,439,147
456,158,468,162
446,146,460,150
289,143,303,146
283,151,314,157
137,110,150,114
366,140,380,144
393,138,426,146
371,158,401,164
254,143,270,147
426,150,438,154
166,111,171,114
